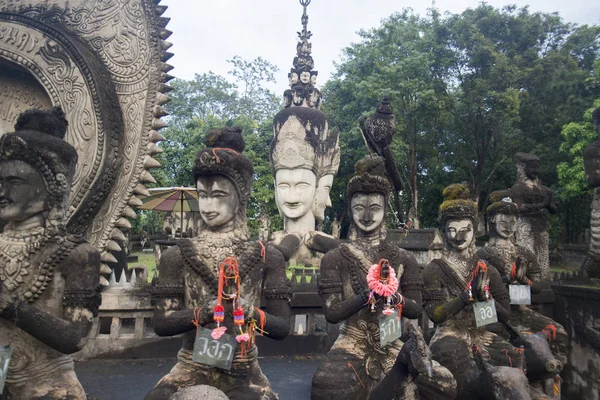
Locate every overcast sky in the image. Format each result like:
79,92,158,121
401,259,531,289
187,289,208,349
161,0,599,95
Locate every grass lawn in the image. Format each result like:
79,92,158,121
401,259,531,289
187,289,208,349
129,251,157,282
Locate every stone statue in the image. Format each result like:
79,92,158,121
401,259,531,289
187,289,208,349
359,97,404,223
0,0,173,287
0,108,101,399
422,183,520,395
146,127,291,400
583,107,600,277
511,153,557,279
312,156,456,399
477,191,567,393
270,0,340,266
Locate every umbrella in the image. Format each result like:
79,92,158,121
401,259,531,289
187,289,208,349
136,187,199,236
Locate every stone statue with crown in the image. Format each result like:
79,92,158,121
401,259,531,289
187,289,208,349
311,156,456,400
269,0,341,267
146,127,291,400
0,108,101,399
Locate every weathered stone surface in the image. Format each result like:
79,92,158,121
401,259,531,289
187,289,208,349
146,128,291,399
270,0,339,264
511,152,557,279
0,0,171,279
170,385,229,400
0,108,101,399
313,156,456,399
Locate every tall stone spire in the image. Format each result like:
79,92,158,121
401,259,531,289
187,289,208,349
283,0,322,109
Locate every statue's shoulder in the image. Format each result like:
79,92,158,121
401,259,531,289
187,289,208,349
321,246,344,268
423,258,446,276
58,235,98,268
477,246,500,263
247,240,285,268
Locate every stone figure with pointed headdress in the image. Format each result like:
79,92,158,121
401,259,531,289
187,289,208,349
583,107,600,277
422,184,524,395
0,108,101,399
146,127,291,400
270,0,340,266
477,190,567,397
312,156,456,399
511,153,557,279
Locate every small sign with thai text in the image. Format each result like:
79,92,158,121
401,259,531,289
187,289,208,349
509,284,531,305
379,311,402,347
473,300,498,327
0,346,12,394
192,327,237,371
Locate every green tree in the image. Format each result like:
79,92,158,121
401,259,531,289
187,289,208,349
323,4,600,240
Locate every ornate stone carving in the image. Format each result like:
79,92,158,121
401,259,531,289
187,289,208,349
511,152,557,280
0,1,172,285
583,107,600,277
478,190,567,397
147,128,291,399
312,156,456,399
423,184,526,397
270,1,339,265
0,108,101,399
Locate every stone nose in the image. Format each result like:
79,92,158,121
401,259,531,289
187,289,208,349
545,360,563,373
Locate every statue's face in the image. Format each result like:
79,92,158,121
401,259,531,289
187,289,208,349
310,74,317,86
445,219,474,251
290,73,298,85
492,213,517,239
351,193,385,233
312,174,334,222
524,161,540,180
196,175,239,230
0,160,47,222
300,71,311,84
275,168,317,220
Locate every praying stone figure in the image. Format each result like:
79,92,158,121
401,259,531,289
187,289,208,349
270,0,340,266
477,191,567,377
511,153,557,279
422,184,521,396
146,127,291,400
583,107,600,277
0,108,101,399
311,156,456,400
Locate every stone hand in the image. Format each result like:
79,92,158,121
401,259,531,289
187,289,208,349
514,257,527,283
471,267,489,302
380,263,390,280
237,297,254,317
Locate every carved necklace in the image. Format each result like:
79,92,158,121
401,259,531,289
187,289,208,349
0,227,48,294
442,246,477,287
487,237,517,275
193,228,249,274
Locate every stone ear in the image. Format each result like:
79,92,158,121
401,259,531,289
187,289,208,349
490,214,498,224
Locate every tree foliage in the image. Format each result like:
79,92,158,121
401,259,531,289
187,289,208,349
322,4,600,239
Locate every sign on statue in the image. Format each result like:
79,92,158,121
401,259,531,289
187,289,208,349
509,284,531,305
379,311,402,347
192,327,237,371
0,346,12,394
473,300,498,327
